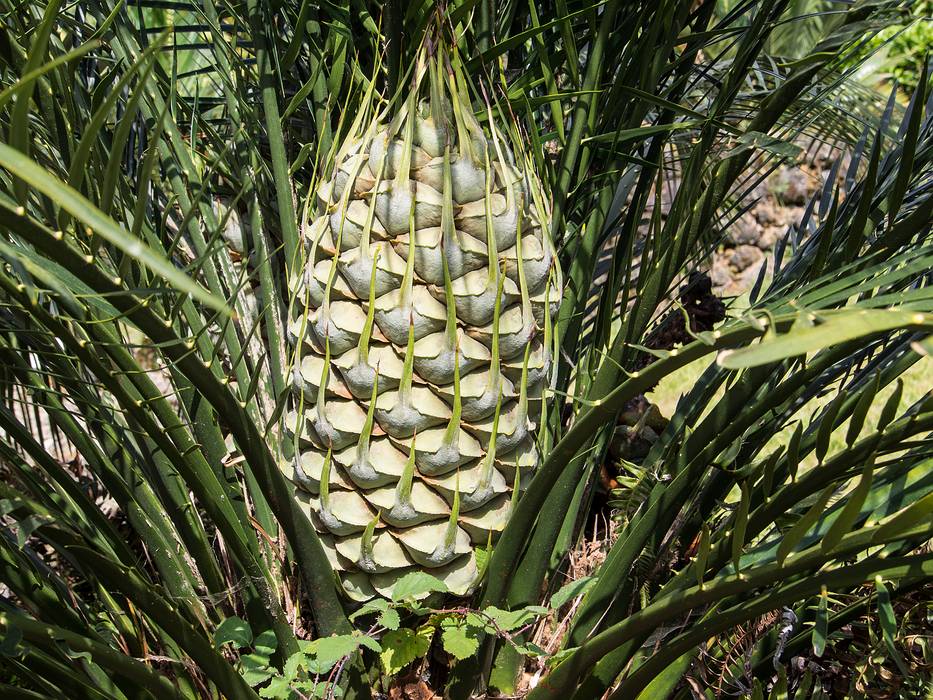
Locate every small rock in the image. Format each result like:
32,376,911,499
770,168,812,206
737,256,767,289
781,206,806,227
811,142,836,167
710,259,732,288
730,245,763,272
720,281,744,298
758,226,780,250
754,200,781,226
726,213,762,246
749,181,769,201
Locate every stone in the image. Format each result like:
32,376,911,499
770,168,812,206
754,200,781,226
781,206,805,227
758,226,780,250
726,212,762,246
730,244,763,272
737,257,767,290
710,259,732,288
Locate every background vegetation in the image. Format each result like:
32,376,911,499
0,1,930,698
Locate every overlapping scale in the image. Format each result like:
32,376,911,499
282,58,562,599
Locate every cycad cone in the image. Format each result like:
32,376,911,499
284,40,561,601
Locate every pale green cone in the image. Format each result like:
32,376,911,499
285,36,562,599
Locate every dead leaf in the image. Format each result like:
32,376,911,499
388,674,439,700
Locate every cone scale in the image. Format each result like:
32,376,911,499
285,35,561,600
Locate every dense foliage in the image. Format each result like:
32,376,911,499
0,1,929,698
869,0,932,92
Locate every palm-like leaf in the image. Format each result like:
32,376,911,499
0,1,929,698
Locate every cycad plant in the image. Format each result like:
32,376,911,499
0,1,930,699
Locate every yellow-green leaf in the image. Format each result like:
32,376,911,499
0,143,229,313
380,625,434,675
718,310,932,369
